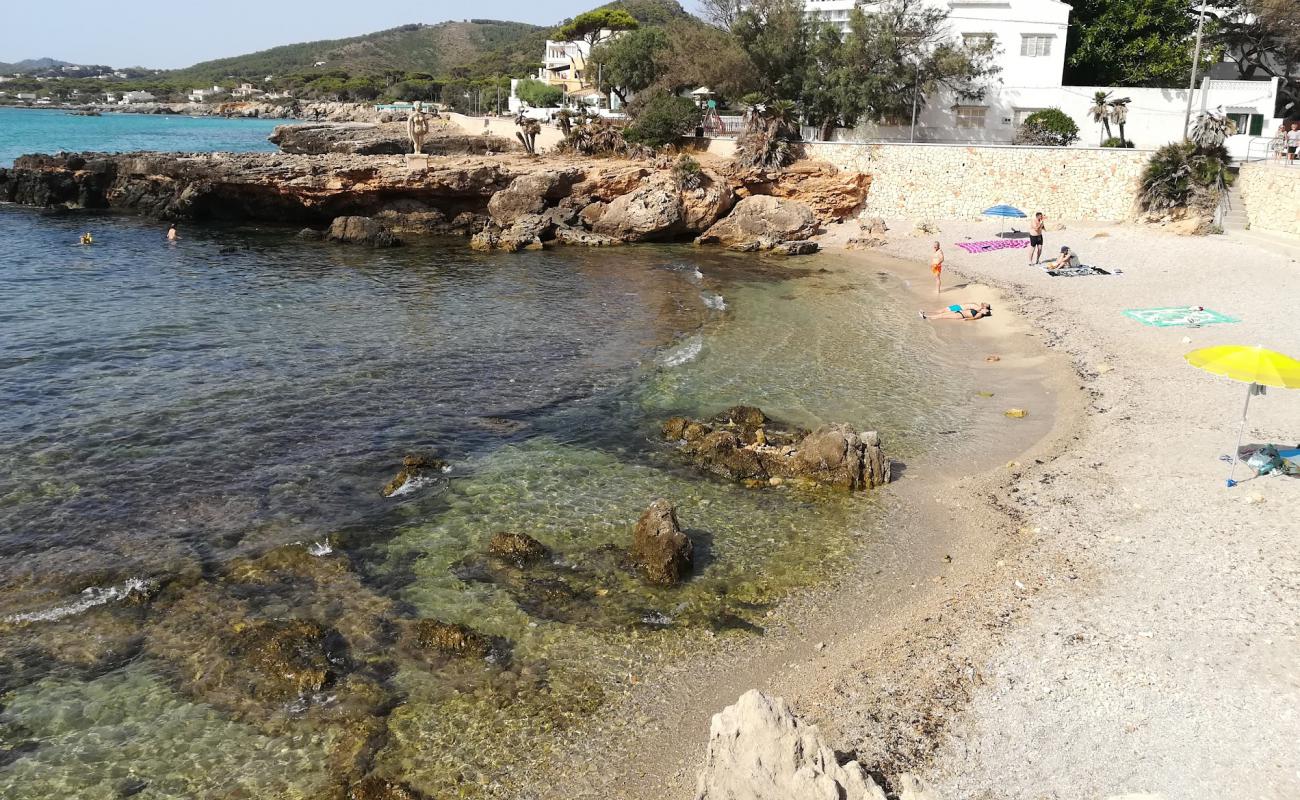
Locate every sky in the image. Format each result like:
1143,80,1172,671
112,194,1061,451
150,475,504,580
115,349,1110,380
0,0,693,70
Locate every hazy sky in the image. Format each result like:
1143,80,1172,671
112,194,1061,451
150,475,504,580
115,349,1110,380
0,0,697,70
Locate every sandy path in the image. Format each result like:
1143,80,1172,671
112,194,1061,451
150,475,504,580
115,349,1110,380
840,220,1300,799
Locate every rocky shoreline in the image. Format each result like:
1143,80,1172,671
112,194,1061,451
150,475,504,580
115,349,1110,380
0,145,871,253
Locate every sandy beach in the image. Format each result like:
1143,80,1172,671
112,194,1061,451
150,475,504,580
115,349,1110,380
541,220,1300,800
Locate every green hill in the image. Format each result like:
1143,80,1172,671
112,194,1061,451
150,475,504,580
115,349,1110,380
163,1,695,83
165,20,544,83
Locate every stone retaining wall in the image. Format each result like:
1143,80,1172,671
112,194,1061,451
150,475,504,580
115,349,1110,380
446,113,565,153
1238,163,1300,236
805,142,1149,221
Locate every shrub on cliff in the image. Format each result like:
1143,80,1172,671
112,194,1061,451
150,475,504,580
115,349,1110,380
735,99,801,169
624,92,701,148
1014,108,1080,147
1102,136,1135,148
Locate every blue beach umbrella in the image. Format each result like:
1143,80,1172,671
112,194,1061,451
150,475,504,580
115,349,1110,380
983,204,1027,236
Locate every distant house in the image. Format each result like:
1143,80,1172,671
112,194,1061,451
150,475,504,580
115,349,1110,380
121,90,156,104
104,92,117,103
16,92,36,100
231,82,264,98
189,85,226,102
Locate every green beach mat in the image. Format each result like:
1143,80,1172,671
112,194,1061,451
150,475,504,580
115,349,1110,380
1122,306,1240,328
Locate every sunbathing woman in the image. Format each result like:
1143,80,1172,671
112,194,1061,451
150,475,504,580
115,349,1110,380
920,302,992,320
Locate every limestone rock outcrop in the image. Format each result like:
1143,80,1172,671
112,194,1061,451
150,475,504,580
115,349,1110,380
730,160,870,224
270,121,513,156
630,499,693,585
694,690,887,800
663,406,889,491
592,181,687,242
695,195,820,252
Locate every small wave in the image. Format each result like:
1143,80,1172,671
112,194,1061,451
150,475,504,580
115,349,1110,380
3,578,150,626
640,611,674,626
701,292,727,311
659,336,703,368
386,473,436,498
308,540,334,557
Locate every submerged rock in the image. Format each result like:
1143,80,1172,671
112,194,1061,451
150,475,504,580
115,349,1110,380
348,775,428,800
233,618,341,697
694,690,887,800
487,532,549,568
405,619,493,659
631,499,693,586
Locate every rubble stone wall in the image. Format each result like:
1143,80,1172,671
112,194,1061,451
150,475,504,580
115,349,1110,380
1238,163,1300,236
805,141,1149,221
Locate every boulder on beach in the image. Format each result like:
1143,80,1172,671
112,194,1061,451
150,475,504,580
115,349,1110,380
327,216,402,247
694,690,887,800
630,499,694,585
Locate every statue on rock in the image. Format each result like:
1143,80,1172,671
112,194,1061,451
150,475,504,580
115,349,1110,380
407,101,430,155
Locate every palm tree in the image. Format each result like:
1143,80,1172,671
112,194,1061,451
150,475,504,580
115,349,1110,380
1109,97,1131,146
1089,91,1113,145
1190,108,1237,149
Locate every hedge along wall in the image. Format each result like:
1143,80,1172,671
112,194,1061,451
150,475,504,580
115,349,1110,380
804,141,1151,221
1238,163,1300,236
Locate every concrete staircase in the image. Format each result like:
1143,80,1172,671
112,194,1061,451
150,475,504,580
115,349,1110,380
1221,175,1248,232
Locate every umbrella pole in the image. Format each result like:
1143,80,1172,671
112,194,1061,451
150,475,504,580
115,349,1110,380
1227,382,1255,487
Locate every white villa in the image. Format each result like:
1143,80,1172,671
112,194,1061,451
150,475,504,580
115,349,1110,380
513,30,624,112
189,85,227,102
805,0,1281,148
120,90,156,104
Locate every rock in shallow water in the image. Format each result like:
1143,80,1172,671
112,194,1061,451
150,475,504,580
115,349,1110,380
487,532,549,568
694,690,887,800
630,499,693,586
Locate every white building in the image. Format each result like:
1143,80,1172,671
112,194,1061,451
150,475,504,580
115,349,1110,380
189,85,226,102
803,0,1280,148
232,83,264,98
120,91,156,104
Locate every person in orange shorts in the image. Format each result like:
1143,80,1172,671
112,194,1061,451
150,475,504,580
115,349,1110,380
930,241,945,295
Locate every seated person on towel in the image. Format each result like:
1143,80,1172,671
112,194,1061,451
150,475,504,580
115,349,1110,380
920,302,992,320
1050,245,1081,270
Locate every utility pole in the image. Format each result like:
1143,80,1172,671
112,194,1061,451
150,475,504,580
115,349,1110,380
1182,2,1209,138
909,64,922,143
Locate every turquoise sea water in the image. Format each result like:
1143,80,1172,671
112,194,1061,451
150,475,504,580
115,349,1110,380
0,106,282,166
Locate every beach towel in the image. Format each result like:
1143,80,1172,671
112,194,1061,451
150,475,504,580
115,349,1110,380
956,239,1028,254
1045,265,1112,277
1122,306,1240,328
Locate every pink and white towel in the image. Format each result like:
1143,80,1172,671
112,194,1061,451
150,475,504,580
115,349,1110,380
955,239,1029,253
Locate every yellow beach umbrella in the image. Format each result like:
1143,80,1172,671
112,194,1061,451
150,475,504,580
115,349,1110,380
1185,345,1300,486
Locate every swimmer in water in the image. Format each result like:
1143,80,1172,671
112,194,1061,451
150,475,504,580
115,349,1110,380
167,225,179,241
80,232,93,245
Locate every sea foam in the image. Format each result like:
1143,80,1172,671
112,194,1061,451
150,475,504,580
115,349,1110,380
3,577,150,625
659,335,703,367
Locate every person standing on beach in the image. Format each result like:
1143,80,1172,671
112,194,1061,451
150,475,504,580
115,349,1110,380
1288,122,1300,164
931,241,944,295
1029,212,1046,264
167,225,179,241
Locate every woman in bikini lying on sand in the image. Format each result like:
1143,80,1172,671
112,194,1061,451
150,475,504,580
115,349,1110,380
920,302,992,320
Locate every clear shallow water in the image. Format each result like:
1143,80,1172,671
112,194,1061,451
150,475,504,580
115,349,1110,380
0,106,282,166
0,204,976,798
